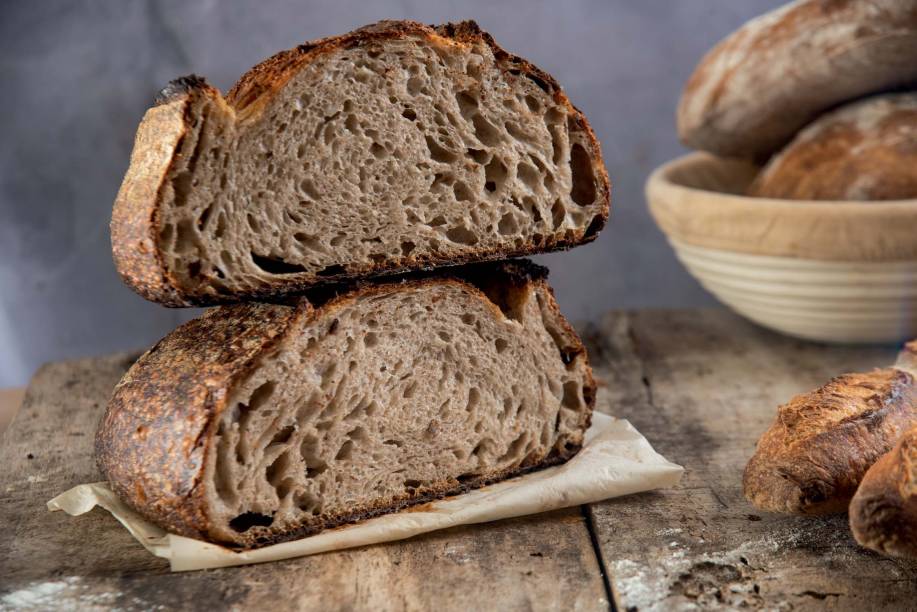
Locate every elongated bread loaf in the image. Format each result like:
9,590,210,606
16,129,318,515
95,261,595,547
849,423,917,559
678,0,917,159
744,352,917,514
112,20,609,307
748,93,917,201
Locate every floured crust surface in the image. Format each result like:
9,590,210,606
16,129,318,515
748,93,917,201
111,20,610,307
743,368,917,515
95,261,596,547
678,0,917,159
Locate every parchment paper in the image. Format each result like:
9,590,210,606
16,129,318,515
48,414,682,572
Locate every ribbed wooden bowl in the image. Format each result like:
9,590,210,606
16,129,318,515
647,153,917,344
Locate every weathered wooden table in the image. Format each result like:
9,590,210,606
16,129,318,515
2,309,916,610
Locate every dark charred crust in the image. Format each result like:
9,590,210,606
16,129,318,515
154,74,210,106
95,302,303,539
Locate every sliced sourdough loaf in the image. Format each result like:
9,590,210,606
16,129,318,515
743,357,917,515
112,20,609,307
95,261,596,547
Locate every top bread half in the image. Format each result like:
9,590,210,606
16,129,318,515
112,20,610,307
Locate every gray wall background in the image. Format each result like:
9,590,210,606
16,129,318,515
0,0,778,387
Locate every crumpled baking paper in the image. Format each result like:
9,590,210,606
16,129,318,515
48,413,682,572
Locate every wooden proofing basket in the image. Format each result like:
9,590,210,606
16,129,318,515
647,152,917,343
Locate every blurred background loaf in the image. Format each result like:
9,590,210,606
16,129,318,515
653,0,917,343
748,93,917,201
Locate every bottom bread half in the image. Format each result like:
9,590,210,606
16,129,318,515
95,261,595,547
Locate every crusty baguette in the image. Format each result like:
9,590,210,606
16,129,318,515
111,20,610,307
748,93,917,201
677,0,917,159
95,261,595,547
849,424,917,559
744,356,917,515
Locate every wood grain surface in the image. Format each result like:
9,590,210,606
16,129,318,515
583,309,917,611
1,309,915,611
0,354,607,611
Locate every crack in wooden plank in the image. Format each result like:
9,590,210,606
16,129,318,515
582,505,617,612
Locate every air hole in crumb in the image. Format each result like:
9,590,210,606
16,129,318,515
446,226,478,245
455,91,478,117
471,114,501,146
402,108,417,121
484,157,508,194
551,200,566,229
335,440,354,461
495,338,509,353
517,163,540,191
453,181,474,202
300,178,320,199
570,143,596,206
229,512,274,533
562,381,581,410
370,142,386,159
401,241,416,256
467,388,481,411
407,75,424,95
251,253,307,275
524,94,541,113
467,148,489,164
269,425,295,446
425,136,456,163
497,212,518,236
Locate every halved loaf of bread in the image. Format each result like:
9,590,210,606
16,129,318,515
95,261,595,547
113,20,609,307
743,349,917,515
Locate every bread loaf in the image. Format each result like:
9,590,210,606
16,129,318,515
95,261,596,547
849,424,917,559
743,357,917,515
678,0,917,159
112,20,609,307
748,93,917,201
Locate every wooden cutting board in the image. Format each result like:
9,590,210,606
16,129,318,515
1,309,915,611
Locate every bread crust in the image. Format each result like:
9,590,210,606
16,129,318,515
743,368,917,515
678,0,917,159
111,20,610,307
95,261,596,547
748,93,917,201
849,425,917,559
